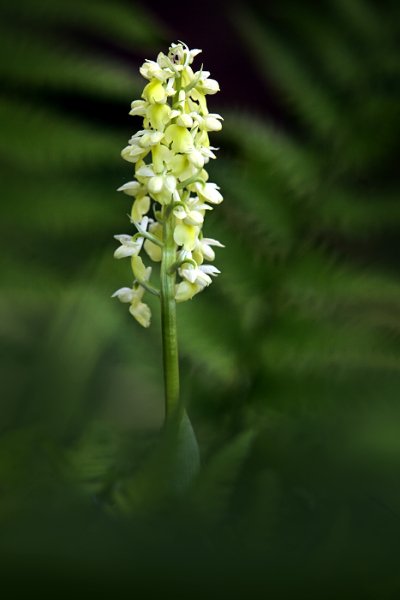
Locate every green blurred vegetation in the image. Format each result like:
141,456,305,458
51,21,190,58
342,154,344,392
0,0,400,593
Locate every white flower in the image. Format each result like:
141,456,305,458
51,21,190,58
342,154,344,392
203,114,223,132
117,181,142,196
188,48,202,63
140,60,171,82
197,77,220,95
187,148,205,169
196,237,225,262
148,173,177,196
129,100,147,117
113,217,149,258
136,164,177,201
138,131,164,148
111,287,134,303
195,182,223,204
112,283,151,328
176,112,194,128
121,130,165,164
121,144,148,164
113,235,143,259
173,196,212,226
179,263,220,287
197,147,218,166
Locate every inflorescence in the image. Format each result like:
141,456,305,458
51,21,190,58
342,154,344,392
113,42,224,327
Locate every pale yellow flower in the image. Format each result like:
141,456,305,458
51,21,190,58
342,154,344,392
114,41,224,323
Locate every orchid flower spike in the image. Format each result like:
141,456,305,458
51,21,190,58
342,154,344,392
113,41,223,327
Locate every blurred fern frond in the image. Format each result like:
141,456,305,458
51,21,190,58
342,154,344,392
0,0,167,511
1,0,399,537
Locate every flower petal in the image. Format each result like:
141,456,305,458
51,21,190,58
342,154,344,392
174,222,198,251
142,79,167,104
114,245,138,259
175,281,200,302
164,124,194,153
131,255,148,280
129,301,151,327
131,196,150,223
117,181,142,196
147,103,171,130
135,165,155,177
148,175,164,194
201,237,225,247
112,287,134,303
144,239,162,262
197,182,223,204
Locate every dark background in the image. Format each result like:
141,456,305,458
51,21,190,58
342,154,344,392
1,0,400,595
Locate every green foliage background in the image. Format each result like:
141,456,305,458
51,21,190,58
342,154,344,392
1,0,399,593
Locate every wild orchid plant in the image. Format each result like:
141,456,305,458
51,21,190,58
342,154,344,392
113,42,223,426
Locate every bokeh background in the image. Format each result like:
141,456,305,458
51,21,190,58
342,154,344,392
1,0,400,595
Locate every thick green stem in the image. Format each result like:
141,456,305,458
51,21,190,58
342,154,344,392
159,203,200,486
160,204,181,422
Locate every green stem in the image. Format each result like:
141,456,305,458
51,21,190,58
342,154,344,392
167,258,197,275
136,279,160,297
160,203,181,423
177,172,203,189
131,224,164,248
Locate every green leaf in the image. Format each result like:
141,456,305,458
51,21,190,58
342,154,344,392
189,430,255,521
0,27,139,99
113,411,200,515
1,0,165,49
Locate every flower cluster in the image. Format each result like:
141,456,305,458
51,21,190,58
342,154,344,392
113,42,224,327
